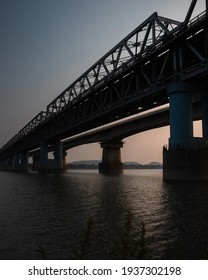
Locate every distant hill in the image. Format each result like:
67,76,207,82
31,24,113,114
67,160,162,169
124,161,162,169
67,160,100,169
147,161,162,166
69,160,100,165
124,161,143,166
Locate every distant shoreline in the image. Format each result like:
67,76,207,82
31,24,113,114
67,166,162,170
67,160,162,170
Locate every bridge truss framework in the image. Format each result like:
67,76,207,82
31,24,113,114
0,1,208,179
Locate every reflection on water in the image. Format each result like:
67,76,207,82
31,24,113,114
0,169,208,259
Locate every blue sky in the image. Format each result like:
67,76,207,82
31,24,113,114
0,0,205,163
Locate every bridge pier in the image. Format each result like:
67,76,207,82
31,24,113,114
0,154,29,172
7,157,14,171
14,153,29,172
201,94,208,139
99,140,124,174
0,159,3,170
163,82,208,180
168,82,194,149
32,155,40,171
63,151,67,170
38,142,65,173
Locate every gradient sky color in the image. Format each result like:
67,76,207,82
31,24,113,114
0,0,206,163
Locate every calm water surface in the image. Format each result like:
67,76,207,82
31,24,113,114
0,169,208,260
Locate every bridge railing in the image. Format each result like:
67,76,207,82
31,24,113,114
0,111,48,155
187,10,207,28
17,111,48,138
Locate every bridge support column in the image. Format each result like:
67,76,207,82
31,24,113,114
40,142,48,162
13,154,29,172
39,142,65,173
0,159,5,171
32,155,40,171
168,82,193,149
163,82,208,180
201,94,208,139
13,155,20,171
99,140,124,174
63,151,67,170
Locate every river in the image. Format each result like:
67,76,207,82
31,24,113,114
0,169,208,260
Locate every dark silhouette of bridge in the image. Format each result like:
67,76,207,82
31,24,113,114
0,0,208,180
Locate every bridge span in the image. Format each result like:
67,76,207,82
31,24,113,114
0,0,208,180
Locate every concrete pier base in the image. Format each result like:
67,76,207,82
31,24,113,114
63,151,67,170
38,159,65,174
163,148,208,180
99,140,124,174
0,154,29,172
14,154,29,172
99,162,124,174
32,155,40,171
38,142,65,173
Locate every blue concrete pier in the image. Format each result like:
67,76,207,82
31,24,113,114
163,82,208,180
168,83,194,149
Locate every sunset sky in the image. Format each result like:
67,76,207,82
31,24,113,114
0,0,206,164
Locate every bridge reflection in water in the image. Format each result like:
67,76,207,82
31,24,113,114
0,0,208,180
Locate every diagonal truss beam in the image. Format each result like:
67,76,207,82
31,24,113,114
46,12,182,115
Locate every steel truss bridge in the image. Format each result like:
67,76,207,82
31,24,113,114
0,0,208,161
